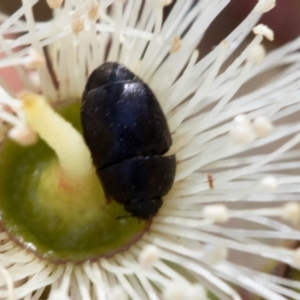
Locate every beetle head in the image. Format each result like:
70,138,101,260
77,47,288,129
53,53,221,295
124,198,162,220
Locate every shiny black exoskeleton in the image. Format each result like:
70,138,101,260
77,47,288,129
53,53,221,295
81,62,176,220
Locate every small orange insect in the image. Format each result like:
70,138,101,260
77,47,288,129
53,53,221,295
207,174,214,189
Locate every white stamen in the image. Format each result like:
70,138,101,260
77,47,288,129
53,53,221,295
88,0,99,21
163,283,186,300
0,109,20,126
0,266,13,300
253,116,273,138
8,124,38,146
46,0,64,9
253,24,274,41
48,290,71,300
28,71,41,92
169,40,228,132
153,0,173,7
246,44,266,65
111,286,128,300
184,284,206,300
170,37,182,54
234,114,250,125
139,245,160,268
260,176,278,191
23,49,45,69
72,17,85,35
294,248,300,266
230,119,255,145
163,282,205,300
161,0,173,7
203,245,228,265
203,205,229,223
254,0,276,13
281,202,300,225
0,88,22,111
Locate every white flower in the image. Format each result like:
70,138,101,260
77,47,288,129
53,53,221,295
0,0,299,299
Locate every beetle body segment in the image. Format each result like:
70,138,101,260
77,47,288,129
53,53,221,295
82,79,172,169
81,62,176,219
98,156,176,203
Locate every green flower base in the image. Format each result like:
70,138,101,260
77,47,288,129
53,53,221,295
0,102,147,263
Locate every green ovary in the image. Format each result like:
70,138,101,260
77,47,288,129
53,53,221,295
0,102,146,262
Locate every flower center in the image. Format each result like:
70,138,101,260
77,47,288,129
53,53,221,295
0,102,147,263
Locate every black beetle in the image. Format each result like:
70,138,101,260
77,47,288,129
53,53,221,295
81,62,176,220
